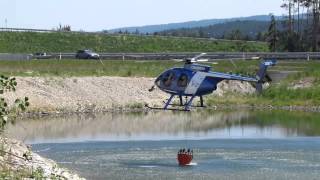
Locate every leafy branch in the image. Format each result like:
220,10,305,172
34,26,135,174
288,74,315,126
0,75,29,130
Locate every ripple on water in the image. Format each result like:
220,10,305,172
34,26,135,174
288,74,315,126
31,139,320,180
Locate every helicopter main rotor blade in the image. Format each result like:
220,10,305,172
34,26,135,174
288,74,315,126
196,59,209,62
191,53,207,62
172,59,184,62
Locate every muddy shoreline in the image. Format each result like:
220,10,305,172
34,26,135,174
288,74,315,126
17,104,320,121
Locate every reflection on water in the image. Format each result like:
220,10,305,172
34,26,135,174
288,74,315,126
5,110,320,144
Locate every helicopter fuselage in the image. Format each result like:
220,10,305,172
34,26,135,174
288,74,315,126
155,63,258,97
151,58,276,111
155,67,222,96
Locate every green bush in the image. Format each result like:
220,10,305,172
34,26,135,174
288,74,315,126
0,75,29,130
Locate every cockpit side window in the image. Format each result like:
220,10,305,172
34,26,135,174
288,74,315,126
178,73,188,87
162,72,175,87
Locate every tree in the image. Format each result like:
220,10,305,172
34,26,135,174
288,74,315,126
0,75,29,131
309,0,320,51
256,32,264,41
199,28,205,38
134,29,140,35
57,24,71,32
282,0,295,33
267,15,279,52
286,0,320,51
229,29,242,40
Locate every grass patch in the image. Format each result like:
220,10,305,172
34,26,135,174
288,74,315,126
207,91,320,107
207,60,320,107
0,31,268,53
0,60,176,77
207,84,320,107
0,59,305,77
125,102,145,109
0,59,265,77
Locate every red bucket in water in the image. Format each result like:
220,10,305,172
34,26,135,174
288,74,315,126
177,149,193,166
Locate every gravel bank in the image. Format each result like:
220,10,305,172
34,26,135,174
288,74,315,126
5,76,255,114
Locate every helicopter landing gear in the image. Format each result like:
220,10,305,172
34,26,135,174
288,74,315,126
146,95,205,111
164,94,175,109
184,96,195,111
200,96,204,108
164,95,196,111
179,95,183,106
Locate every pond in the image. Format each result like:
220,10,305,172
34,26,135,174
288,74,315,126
5,110,320,180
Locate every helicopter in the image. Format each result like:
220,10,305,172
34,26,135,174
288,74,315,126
148,53,276,111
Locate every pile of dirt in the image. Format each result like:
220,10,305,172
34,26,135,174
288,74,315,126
5,77,255,113
214,80,256,96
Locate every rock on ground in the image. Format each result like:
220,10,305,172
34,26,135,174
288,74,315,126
0,136,84,179
290,77,315,89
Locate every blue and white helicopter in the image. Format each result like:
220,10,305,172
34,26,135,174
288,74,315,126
148,53,276,111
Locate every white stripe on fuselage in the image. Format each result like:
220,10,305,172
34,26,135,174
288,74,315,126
184,72,207,95
184,71,258,95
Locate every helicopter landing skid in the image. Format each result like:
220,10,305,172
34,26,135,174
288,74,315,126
168,104,206,108
145,104,191,112
146,95,206,111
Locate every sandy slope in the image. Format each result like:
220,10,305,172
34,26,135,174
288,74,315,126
5,77,255,113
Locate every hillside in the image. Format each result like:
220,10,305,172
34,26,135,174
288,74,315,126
157,20,308,40
158,20,270,39
108,15,280,34
0,31,268,53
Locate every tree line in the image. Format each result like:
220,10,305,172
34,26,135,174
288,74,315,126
267,0,320,51
154,0,320,52
108,0,320,52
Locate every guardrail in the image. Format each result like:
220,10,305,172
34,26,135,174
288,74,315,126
1,52,320,61
0,53,33,61
51,52,320,60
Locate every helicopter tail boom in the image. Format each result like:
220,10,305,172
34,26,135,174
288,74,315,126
255,59,277,93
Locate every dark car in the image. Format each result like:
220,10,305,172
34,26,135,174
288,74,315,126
75,50,100,59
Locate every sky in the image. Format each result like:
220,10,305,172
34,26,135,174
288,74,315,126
0,0,285,31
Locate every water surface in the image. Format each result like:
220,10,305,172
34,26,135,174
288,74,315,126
6,110,320,180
